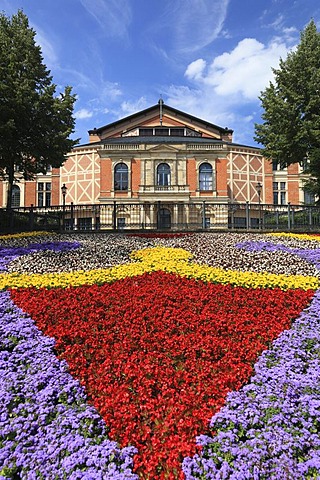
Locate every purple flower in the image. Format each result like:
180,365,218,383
0,241,80,272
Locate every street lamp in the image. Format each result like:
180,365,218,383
256,182,262,229
61,184,67,230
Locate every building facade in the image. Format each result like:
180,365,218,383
0,100,312,230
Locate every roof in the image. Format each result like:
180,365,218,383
75,135,260,151
88,102,234,136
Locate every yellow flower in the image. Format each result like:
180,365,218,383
0,231,53,241
1,246,318,291
268,232,320,242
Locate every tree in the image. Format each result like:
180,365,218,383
0,10,78,210
254,20,320,199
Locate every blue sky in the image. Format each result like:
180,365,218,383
1,0,320,147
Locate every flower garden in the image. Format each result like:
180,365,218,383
1,231,320,479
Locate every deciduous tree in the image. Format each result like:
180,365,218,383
0,10,78,209
255,20,320,200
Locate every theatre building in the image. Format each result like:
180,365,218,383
0,100,312,231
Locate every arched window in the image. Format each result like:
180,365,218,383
11,185,20,207
199,163,213,191
114,163,128,191
157,163,170,186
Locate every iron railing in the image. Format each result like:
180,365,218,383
1,201,320,234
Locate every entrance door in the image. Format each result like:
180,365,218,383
158,208,171,229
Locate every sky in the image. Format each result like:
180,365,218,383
1,0,320,147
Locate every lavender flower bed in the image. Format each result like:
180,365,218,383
237,240,320,270
0,242,81,272
0,290,137,479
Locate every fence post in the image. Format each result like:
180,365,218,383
287,202,291,231
156,201,161,230
70,202,74,230
29,204,34,231
246,202,250,230
309,207,312,229
202,201,206,229
113,201,117,230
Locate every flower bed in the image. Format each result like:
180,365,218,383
1,232,320,478
10,274,313,478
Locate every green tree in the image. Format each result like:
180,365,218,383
254,20,320,199
0,10,78,210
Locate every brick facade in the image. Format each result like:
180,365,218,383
0,102,311,221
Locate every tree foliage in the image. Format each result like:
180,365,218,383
254,20,320,199
0,10,78,209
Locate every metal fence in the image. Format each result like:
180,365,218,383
1,201,320,234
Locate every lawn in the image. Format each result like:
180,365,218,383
1,232,320,479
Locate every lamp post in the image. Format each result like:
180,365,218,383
256,182,262,229
61,183,67,230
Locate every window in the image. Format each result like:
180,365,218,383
78,218,92,230
139,128,153,136
171,128,184,136
11,185,20,207
37,182,51,207
138,127,201,137
114,163,128,191
155,128,169,136
273,181,286,205
157,163,171,186
199,163,213,191
272,160,286,171
304,190,315,205
157,163,170,187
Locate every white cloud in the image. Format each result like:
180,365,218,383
34,28,59,67
173,0,230,53
185,37,292,100
79,0,132,38
164,34,296,145
146,0,230,56
120,97,149,116
185,59,206,81
74,108,93,120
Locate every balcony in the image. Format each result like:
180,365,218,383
139,184,189,193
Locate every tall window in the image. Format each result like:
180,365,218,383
199,163,213,191
273,181,286,205
304,189,315,205
11,185,20,207
114,163,128,191
37,182,51,207
157,163,170,186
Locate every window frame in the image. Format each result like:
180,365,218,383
114,162,129,191
157,163,171,187
11,185,21,208
273,181,287,205
199,162,213,191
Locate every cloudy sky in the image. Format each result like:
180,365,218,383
1,0,320,146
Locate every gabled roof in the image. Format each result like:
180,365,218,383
88,101,233,139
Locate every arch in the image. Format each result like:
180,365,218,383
158,207,171,230
114,162,128,191
199,162,213,191
157,163,171,186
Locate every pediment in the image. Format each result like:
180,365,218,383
147,144,180,153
